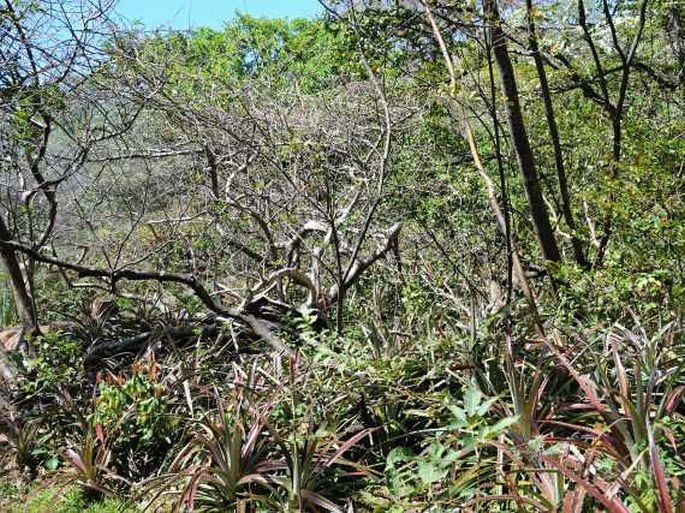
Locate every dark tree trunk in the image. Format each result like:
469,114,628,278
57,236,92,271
0,215,37,331
666,0,684,86
484,0,562,265
526,0,587,268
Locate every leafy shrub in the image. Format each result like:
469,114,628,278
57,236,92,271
18,331,85,398
90,354,178,481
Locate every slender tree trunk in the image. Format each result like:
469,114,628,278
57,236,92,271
0,215,37,331
526,0,588,268
592,0,648,266
485,37,514,303
594,116,622,265
666,0,685,87
484,0,561,265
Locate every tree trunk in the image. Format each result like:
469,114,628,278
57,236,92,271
526,0,587,268
484,0,562,265
666,1,684,86
0,215,37,331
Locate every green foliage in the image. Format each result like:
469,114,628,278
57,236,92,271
18,331,84,396
132,14,359,98
90,357,176,480
0,482,131,513
382,384,518,504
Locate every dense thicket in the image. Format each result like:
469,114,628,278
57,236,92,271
0,0,683,511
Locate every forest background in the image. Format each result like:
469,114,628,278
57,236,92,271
0,0,684,511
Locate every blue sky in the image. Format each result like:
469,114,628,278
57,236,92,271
115,0,322,30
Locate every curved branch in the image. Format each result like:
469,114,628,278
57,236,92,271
0,238,290,354
244,267,319,309
327,223,401,303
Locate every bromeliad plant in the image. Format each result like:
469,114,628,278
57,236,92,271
0,415,55,478
268,419,376,512
166,392,279,511
374,316,685,512
487,321,685,512
154,346,377,512
550,322,685,512
62,423,128,501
